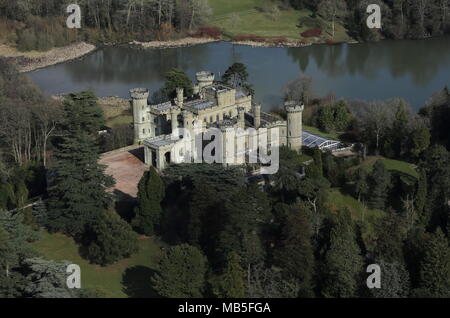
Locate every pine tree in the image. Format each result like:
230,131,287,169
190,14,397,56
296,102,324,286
322,209,363,298
275,204,315,297
218,185,272,269
367,160,391,209
47,131,114,236
86,210,139,266
371,261,410,298
209,252,246,298
63,91,105,134
418,228,450,297
353,167,369,203
152,244,208,298
415,168,428,228
132,167,165,236
163,68,193,98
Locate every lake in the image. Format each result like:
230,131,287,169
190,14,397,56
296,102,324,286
27,37,450,112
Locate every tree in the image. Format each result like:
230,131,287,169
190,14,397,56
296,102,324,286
209,252,246,298
283,75,313,105
274,204,315,297
418,228,450,297
152,244,208,298
163,68,193,98
420,145,450,230
218,186,272,270
46,96,114,235
317,0,348,38
85,210,139,266
22,258,77,298
247,263,300,298
371,261,410,298
322,210,363,298
132,167,165,236
62,91,105,135
415,168,428,228
353,168,369,203
367,160,391,209
222,62,254,96
374,213,407,263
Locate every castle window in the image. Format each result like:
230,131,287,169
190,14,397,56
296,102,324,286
142,117,145,122
229,111,232,117
210,116,213,122
143,129,145,134
216,115,219,121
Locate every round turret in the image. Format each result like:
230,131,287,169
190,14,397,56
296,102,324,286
196,71,215,89
130,88,149,100
285,101,304,153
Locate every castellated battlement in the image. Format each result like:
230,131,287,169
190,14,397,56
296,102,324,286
196,71,215,83
130,88,150,100
284,101,304,113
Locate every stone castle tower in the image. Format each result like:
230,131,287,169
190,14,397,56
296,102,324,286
285,100,304,152
130,88,152,144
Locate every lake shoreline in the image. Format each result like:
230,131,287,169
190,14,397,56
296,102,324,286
0,42,97,73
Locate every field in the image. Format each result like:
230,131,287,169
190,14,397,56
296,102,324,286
32,231,165,298
207,0,351,42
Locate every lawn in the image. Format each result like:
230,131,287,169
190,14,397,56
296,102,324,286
209,0,262,17
208,1,351,42
353,156,419,179
106,115,133,128
32,230,165,298
303,125,341,140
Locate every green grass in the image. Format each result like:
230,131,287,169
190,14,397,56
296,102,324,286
303,125,341,140
209,0,262,17
32,231,164,298
208,0,351,42
354,156,419,179
325,188,385,248
106,115,133,128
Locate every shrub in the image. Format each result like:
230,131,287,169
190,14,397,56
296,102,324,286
269,37,288,45
196,26,221,39
233,34,266,42
301,29,322,38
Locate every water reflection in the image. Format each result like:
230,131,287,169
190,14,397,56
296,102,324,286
27,37,450,111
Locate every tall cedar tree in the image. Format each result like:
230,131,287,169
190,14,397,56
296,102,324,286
420,145,450,231
132,167,165,235
152,244,208,298
322,209,363,298
86,210,139,266
275,204,315,297
209,252,246,298
218,185,272,269
367,160,391,209
46,92,114,236
418,228,450,297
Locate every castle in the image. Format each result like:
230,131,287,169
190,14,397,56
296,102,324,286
130,71,304,170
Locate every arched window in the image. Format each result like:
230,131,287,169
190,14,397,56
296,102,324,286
143,129,146,134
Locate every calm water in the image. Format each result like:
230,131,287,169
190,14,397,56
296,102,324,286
27,37,450,111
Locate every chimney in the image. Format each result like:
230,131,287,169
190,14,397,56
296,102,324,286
253,103,261,129
176,87,184,107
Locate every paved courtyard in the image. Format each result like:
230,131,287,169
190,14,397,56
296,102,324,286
99,146,148,200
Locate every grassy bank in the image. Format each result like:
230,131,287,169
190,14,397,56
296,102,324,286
208,0,351,42
352,156,419,179
32,230,164,298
